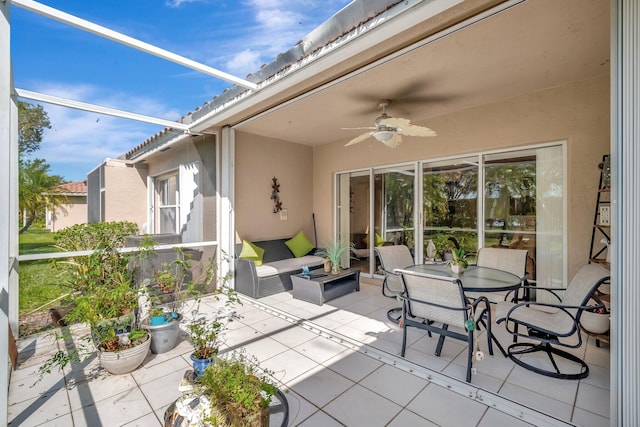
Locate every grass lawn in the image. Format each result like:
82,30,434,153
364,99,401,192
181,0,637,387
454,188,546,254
19,227,68,315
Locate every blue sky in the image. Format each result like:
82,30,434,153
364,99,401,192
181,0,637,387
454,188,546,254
11,0,351,182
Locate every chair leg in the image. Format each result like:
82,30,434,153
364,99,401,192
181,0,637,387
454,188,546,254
387,307,402,324
401,323,408,357
435,324,448,357
507,342,589,380
466,331,474,382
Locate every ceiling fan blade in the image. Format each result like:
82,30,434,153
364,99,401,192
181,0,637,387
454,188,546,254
382,133,403,148
380,117,437,137
345,132,374,146
341,126,376,130
401,124,437,137
380,117,411,128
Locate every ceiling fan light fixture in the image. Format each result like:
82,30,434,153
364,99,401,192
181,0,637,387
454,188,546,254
373,129,396,142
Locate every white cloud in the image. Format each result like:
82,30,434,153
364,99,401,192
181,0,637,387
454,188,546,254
225,49,263,76
23,82,179,180
165,0,208,9
202,0,351,77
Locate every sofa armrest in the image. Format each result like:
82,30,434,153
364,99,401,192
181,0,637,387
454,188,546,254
235,258,259,298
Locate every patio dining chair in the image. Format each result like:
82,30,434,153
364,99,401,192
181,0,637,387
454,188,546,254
496,263,610,379
396,268,495,382
466,247,529,303
374,245,415,323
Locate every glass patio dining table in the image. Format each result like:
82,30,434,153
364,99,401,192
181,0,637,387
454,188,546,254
404,263,523,298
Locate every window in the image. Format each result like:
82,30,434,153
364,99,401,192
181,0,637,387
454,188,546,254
156,174,179,234
336,143,565,288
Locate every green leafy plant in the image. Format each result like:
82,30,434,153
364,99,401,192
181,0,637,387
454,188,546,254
198,350,278,426
316,240,355,272
448,247,469,269
187,314,228,360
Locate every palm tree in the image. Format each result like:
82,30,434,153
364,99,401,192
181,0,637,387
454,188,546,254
19,159,67,234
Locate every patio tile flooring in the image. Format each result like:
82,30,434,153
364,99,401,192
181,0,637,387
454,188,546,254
9,278,610,426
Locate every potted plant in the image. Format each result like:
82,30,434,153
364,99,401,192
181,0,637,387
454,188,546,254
316,240,355,274
135,242,197,354
187,315,227,377
165,350,278,427
447,247,469,274
40,221,152,376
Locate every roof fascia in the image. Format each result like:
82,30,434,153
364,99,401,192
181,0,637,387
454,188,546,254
186,0,466,133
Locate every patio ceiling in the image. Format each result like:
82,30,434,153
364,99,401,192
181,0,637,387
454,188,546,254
232,0,610,147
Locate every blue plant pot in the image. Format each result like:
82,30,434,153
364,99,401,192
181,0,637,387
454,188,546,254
190,354,213,377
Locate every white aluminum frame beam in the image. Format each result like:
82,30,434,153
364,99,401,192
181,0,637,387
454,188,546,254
11,0,258,91
15,88,191,130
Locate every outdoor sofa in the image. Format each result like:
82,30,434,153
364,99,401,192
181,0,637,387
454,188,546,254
235,233,324,299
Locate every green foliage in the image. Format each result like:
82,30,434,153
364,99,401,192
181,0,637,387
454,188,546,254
316,240,354,270
199,350,278,425
449,248,469,269
19,158,66,234
18,101,51,156
187,316,225,360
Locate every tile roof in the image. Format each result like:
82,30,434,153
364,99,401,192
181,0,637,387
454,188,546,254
52,180,88,195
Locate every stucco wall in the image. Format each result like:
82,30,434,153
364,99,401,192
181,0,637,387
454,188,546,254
235,133,315,244
312,75,610,279
49,196,87,231
103,160,148,230
145,135,217,242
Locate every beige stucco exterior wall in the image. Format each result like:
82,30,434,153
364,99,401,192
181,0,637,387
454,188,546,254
103,161,148,230
145,135,217,242
235,132,315,243
48,196,87,232
312,75,610,279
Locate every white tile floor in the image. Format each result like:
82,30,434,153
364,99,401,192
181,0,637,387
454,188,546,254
9,278,610,426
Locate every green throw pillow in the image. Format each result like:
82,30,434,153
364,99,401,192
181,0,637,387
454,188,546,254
239,240,265,266
363,233,386,247
285,231,314,258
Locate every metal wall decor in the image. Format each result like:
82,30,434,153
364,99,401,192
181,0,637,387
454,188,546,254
271,177,283,213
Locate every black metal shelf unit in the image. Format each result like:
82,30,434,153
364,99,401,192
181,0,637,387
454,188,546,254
589,154,611,265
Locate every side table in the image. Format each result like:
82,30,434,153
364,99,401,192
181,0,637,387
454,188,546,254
291,269,360,305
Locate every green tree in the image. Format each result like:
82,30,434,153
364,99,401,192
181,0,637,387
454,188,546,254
19,159,66,234
18,101,51,156
18,101,68,234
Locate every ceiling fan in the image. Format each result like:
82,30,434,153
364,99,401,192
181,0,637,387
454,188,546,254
344,99,437,148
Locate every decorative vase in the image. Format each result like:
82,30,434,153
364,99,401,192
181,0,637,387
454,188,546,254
331,263,340,275
98,333,151,375
190,353,214,377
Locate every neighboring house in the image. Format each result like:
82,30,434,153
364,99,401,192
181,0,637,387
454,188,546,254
45,180,87,232
86,158,148,231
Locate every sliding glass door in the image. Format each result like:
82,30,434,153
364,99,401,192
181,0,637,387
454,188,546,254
336,143,565,290
422,157,479,260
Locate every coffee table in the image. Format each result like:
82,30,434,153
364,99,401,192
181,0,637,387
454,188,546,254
291,269,360,305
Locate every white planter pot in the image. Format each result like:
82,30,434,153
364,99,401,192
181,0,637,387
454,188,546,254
580,311,610,335
99,333,151,375
450,264,466,275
